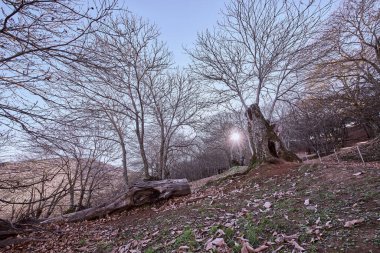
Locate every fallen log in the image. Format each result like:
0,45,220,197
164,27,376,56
42,179,191,223
0,219,18,241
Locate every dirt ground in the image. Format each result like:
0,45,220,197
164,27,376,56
1,161,379,253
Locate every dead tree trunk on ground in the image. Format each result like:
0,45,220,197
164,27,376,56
0,219,18,241
42,179,190,223
246,104,301,163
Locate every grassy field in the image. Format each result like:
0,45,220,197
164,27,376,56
2,161,379,252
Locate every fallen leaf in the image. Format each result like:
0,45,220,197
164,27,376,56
275,233,299,244
178,245,190,252
224,222,234,227
241,242,255,253
215,229,225,236
344,218,364,228
282,233,299,240
272,245,284,253
263,201,272,209
238,236,269,253
289,239,305,251
306,205,317,211
213,238,225,246
205,237,229,251
252,244,269,252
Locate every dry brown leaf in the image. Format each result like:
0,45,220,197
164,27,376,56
263,201,272,209
241,242,269,253
289,239,305,251
178,245,190,252
282,233,299,240
238,237,268,253
306,205,317,211
272,245,284,253
252,244,269,252
325,221,332,228
213,238,226,246
205,237,229,252
344,218,364,228
241,242,255,253
215,229,225,236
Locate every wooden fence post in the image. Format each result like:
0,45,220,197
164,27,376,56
334,149,340,163
356,146,365,164
317,150,322,163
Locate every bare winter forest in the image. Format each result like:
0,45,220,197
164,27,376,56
0,0,379,252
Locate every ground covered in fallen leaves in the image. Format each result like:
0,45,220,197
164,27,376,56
2,161,379,253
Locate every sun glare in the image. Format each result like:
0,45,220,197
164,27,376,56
230,132,241,142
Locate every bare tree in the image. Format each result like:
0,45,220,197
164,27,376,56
280,96,346,154
189,0,331,162
0,0,116,135
58,10,172,184
24,121,118,215
324,0,380,83
145,70,206,179
311,0,380,136
0,158,69,221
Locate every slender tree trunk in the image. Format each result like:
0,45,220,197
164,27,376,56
77,166,89,210
68,179,75,210
77,192,84,211
135,119,150,179
158,127,166,179
121,141,129,189
107,114,129,189
136,132,150,179
85,190,93,208
162,145,170,179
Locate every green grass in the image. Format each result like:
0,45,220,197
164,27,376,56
95,241,113,253
275,199,298,212
174,227,198,250
79,238,86,246
144,247,155,253
239,214,262,247
209,225,219,235
245,223,260,247
232,243,242,253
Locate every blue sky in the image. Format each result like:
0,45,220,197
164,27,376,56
125,0,227,67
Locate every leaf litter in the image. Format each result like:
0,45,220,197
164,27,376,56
2,162,379,252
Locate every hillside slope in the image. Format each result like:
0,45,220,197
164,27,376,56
1,161,379,253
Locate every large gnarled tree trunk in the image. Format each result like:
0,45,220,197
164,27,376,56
42,179,190,223
246,104,301,163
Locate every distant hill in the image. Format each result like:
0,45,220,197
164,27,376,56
0,158,143,221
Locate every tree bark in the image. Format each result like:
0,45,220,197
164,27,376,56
0,219,17,240
246,104,301,163
42,179,191,223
